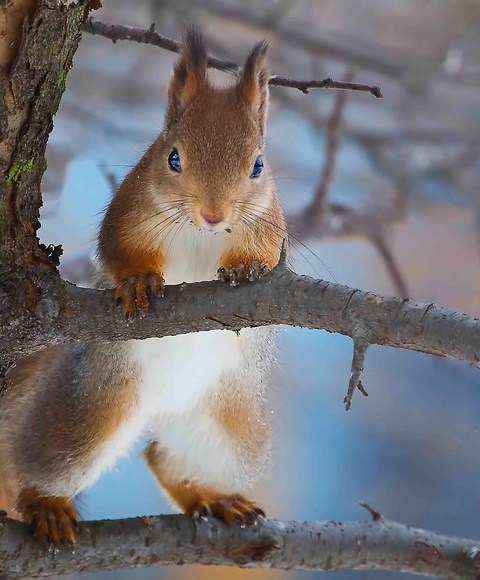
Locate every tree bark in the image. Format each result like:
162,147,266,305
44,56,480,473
0,511,479,578
0,0,92,264
1,263,479,376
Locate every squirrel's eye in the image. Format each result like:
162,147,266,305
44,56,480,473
168,149,181,172
250,156,264,179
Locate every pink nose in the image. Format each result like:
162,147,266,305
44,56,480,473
202,213,223,225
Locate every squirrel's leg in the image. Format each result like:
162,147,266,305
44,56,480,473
17,488,78,544
144,365,271,525
143,442,265,524
2,343,137,544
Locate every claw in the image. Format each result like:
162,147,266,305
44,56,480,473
114,272,165,320
229,269,239,287
186,493,265,526
217,267,228,283
218,261,267,286
17,489,78,545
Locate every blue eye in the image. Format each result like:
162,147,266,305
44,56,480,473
168,149,181,172
250,156,263,178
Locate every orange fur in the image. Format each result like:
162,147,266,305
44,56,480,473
214,401,269,458
17,488,78,544
0,476,19,519
144,443,264,524
220,195,286,272
98,30,285,313
0,29,285,544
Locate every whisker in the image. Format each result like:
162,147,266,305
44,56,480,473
136,211,183,238
125,201,191,232
146,210,186,240
165,216,189,256
236,202,338,282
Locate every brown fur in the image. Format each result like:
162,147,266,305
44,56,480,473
2,347,136,476
0,29,285,543
0,342,137,541
214,402,269,454
98,29,285,312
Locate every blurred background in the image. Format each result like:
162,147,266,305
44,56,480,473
39,0,480,578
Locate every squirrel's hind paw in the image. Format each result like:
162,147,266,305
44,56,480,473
188,493,265,525
114,273,165,321
218,261,267,286
17,489,78,544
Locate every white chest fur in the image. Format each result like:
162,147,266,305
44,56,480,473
133,224,242,416
83,225,265,494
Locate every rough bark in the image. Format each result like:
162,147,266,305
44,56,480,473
0,510,479,578
0,0,92,264
1,262,479,374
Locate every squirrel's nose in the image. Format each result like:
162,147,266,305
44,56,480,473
201,213,223,225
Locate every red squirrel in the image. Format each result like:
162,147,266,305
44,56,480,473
0,28,285,544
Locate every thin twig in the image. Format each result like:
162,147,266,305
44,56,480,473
270,75,382,97
344,334,369,411
369,230,409,299
304,69,354,227
82,19,239,72
82,18,382,98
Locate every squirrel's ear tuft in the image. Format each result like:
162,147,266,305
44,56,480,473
165,27,208,127
238,40,269,135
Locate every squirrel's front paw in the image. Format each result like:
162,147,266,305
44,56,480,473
114,272,165,321
218,261,267,287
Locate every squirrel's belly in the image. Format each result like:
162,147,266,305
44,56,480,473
132,330,243,415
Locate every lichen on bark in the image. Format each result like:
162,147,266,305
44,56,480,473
0,0,93,260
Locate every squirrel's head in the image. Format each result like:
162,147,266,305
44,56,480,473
154,27,274,233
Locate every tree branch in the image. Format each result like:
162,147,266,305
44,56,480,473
300,70,354,229
344,334,370,411
1,509,479,578
82,18,382,98
1,264,479,383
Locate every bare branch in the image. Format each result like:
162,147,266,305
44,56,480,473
82,18,382,98
82,19,239,72
270,75,382,97
1,264,480,377
302,70,354,229
344,334,369,411
1,512,480,578
369,230,409,299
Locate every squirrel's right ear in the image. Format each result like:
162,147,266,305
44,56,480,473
164,27,207,128
238,40,269,137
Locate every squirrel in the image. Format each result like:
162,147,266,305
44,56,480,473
0,28,286,544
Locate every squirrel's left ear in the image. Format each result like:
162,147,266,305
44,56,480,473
165,27,208,128
238,40,269,136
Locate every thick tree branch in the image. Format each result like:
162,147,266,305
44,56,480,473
1,264,479,379
0,510,479,578
82,18,382,97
